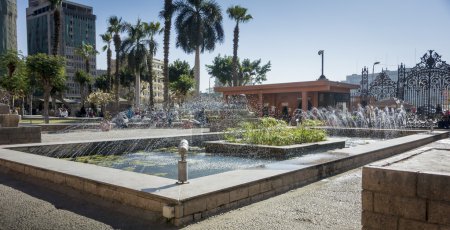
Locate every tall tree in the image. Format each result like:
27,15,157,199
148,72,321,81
74,70,91,107
174,0,224,96
49,0,63,56
143,21,163,109
100,32,113,91
227,5,252,87
26,53,66,124
75,42,98,95
160,0,175,110
0,50,27,109
122,19,147,108
107,16,124,110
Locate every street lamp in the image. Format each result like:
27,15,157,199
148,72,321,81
372,61,380,83
318,50,327,80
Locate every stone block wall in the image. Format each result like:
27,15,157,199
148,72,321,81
362,166,450,229
0,126,41,145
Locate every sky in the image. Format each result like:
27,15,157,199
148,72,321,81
17,0,450,92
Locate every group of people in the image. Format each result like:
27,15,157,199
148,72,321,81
57,107,69,117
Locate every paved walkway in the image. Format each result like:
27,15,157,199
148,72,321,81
0,129,446,229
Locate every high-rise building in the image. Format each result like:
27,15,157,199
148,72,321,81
0,0,18,54
26,0,96,100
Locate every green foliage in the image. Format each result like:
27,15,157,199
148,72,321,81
94,74,110,91
26,53,66,123
26,53,66,90
169,59,192,82
0,50,28,98
206,55,233,86
170,74,194,104
74,70,92,85
227,5,253,23
206,54,271,86
301,119,325,127
225,117,326,146
174,0,224,54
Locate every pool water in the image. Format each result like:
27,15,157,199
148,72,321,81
66,138,379,180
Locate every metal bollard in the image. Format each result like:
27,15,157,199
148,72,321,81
429,119,434,133
177,139,189,184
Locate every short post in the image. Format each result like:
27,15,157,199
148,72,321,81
177,139,189,184
429,119,434,133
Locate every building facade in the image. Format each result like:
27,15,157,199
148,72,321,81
215,80,359,117
26,0,96,100
0,0,17,54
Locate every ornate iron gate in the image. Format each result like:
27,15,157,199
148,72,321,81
357,50,450,116
398,50,450,116
369,70,397,101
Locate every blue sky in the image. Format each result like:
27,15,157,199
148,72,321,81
17,0,450,91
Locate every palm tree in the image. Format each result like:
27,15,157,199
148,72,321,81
107,16,124,110
74,70,91,107
174,0,224,96
121,19,147,108
227,5,252,87
143,21,163,109
160,0,175,109
75,42,98,95
49,0,63,56
100,32,113,91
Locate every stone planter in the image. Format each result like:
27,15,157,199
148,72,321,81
205,138,346,159
0,114,20,127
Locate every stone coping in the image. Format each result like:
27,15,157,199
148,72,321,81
361,144,450,229
1,132,224,158
204,138,346,159
0,130,448,226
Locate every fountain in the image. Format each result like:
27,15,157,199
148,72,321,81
0,103,41,145
0,98,448,226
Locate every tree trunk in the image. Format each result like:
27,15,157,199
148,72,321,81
194,46,201,96
147,53,155,109
107,48,112,91
114,34,121,111
80,84,85,106
43,86,51,124
135,68,141,108
163,0,172,111
52,9,60,56
232,22,239,87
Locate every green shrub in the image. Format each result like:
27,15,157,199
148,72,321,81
301,119,325,127
225,117,326,146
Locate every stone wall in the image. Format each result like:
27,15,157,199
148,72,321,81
0,126,41,145
362,166,450,229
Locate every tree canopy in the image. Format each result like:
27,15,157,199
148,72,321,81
26,53,66,123
206,54,271,86
169,59,192,82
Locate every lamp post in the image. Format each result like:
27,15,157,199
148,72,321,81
318,50,327,80
372,61,380,83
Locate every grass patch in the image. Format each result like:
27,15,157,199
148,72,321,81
225,117,326,146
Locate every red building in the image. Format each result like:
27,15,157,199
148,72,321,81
215,80,359,117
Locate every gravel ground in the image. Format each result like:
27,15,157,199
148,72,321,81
183,169,362,230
